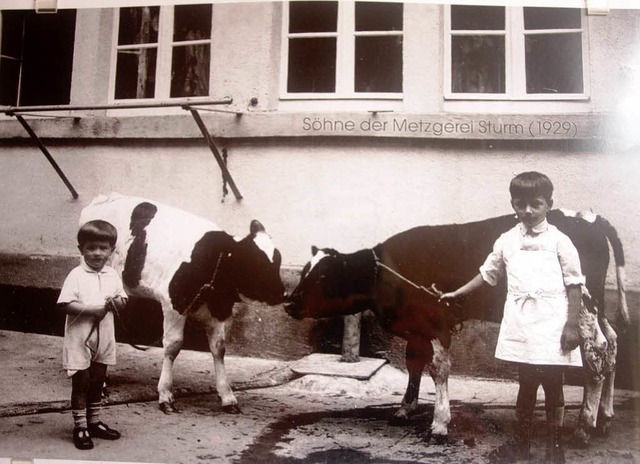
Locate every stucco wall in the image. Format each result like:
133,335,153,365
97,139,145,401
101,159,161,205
1,4,639,288
0,137,637,290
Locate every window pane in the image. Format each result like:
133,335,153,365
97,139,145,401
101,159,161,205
1,11,25,58
452,36,505,93
115,48,157,99
355,36,402,92
451,6,504,31
118,7,159,45
0,58,20,105
526,33,583,93
287,37,336,92
524,8,581,30
289,1,337,33
20,10,76,106
171,44,210,97
355,2,402,32
0,11,24,106
174,4,212,42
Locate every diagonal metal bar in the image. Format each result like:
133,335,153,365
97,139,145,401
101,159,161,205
13,114,79,199
186,107,242,201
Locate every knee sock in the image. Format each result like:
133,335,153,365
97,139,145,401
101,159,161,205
72,409,88,429
87,402,102,426
87,362,107,426
71,369,90,430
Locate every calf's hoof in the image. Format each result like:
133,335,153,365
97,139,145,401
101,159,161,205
222,404,242,414
159,401,180,414
389,411,410,426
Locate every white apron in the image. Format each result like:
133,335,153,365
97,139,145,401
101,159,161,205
495,247,582,366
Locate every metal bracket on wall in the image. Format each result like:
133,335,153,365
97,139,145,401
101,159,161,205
185,106,243,201
7,112,79,199
2,98,239,201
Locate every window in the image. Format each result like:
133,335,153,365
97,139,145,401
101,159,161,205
0,10,76,106
283,1,403,98
446,6,586,100
112,4,212,100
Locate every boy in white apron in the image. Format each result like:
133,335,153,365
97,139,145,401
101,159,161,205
58,220,128,450
441,172,583,464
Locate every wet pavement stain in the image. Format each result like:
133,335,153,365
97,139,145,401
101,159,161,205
236,406,409,463
234,404,489,463
274,448,425,463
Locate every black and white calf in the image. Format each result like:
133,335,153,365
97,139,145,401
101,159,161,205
285,209,629,445
80,193,285,413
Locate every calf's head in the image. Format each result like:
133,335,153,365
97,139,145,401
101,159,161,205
285,246,364,319
231,220,285,305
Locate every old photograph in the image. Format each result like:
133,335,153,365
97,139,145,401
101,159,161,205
0,0,638,463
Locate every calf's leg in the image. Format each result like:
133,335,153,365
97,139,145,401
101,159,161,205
158,305,187,414
596,318,617,437
572,308,609,447
573,375,603,448
426,338,452,440
205,314,240,414
393,338,430,423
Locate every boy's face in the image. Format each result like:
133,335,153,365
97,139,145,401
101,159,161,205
79,240,114,271
511,195,552,229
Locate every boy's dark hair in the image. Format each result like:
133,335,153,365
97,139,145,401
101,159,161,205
509,171,554,202
77,220,118,248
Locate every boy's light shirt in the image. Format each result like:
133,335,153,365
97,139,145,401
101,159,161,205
58,258,127,374
479,219,585,288
58,258,125,307
520,218,548,236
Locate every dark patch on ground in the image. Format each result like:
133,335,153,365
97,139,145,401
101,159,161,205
236,403,497,464
275,448,420,464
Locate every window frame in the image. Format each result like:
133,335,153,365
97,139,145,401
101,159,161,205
108,5,213,103
280,0,404,101
444,5,590,101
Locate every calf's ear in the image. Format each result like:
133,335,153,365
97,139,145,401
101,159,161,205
311,245,319,256
250,219,266,235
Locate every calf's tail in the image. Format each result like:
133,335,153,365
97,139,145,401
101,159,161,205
596,214,630,332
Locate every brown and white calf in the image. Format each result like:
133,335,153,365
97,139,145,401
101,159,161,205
80,193,286,413
284,209,629,445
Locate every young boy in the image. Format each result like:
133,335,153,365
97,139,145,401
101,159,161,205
58,219,127,450
440,172,583,464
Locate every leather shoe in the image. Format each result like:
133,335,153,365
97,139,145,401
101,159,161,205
73,428,94,450
88,421,121,440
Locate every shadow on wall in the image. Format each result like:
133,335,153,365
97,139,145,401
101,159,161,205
0,284,637,391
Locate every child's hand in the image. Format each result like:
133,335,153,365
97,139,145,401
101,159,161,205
439,292,458,303
106,296,127,313
560,323,580,352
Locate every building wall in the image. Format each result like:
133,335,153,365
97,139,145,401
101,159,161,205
0,137,637,289
1,3,638,385
0,4,638,285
